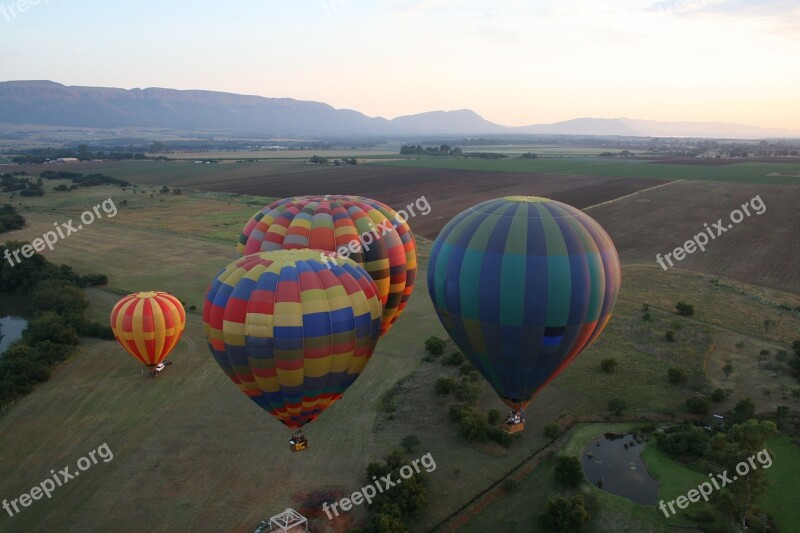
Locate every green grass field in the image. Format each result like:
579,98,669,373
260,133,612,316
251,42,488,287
371,157,800,184
762,436,800,532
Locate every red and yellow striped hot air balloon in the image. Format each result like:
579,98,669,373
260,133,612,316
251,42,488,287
110,291,186,373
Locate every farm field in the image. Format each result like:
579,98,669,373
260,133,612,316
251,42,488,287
16,157,798,292
372,156,800,184
13,159,671,239
586,180,800,292
158,148,399,160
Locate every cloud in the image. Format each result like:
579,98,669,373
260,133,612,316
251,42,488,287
649,0,800,37
650,0,800,19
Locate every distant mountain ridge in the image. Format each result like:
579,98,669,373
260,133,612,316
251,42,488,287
1,81,797,138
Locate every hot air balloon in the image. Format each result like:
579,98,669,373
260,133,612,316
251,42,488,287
237,195,416,336
427,197,620,432
202,249,383,452
110,291,186,376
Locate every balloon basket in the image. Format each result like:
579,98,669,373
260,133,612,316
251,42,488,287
290,429,308,452
502,421,525,434
290,440,308,452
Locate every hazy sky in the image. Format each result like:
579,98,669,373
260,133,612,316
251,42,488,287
2,0,799,129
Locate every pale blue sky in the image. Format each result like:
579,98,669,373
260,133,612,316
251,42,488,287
1,0,799,128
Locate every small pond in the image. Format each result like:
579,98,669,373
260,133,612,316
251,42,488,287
581,432,659,505
0,294,29,356
0,315,28,355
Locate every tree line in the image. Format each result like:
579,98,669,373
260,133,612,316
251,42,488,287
0,241,112,411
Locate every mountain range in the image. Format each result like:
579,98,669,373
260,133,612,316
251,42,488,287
0,81,797,139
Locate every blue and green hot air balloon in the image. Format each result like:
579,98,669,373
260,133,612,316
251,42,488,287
427,196,620,424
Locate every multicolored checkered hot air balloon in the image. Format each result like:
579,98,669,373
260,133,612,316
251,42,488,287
428,197,620,425
202,249,383,440
237,195,416,336
110,291,186,370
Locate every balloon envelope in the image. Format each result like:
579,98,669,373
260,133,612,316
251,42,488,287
237,195,416,335
110,291,186,367
203,249,383,429
427,196,621,410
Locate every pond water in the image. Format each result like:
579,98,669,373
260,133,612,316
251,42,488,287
0,293,29,356
0,315,28,355
581,432,659,505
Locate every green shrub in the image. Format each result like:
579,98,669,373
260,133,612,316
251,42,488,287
435,377,457,396
685,396,710,414
668,367,688,384
424,336,445,356
442,351,465,366
600,358,617,373
608,398,627,415
554,455,584,487
711,388,728,402
544,423,560,439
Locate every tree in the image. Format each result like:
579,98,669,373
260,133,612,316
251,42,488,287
711,388,729,402
722,361,734,380
608,398,627,415
544,423,560,439
665,330,676,342
0,204,26,232
149,141,167,153
487,409,501,425
539,494,589,532
424,336,445,356
775,405,790,429
730,397,756,424
600,358,617,374
792,388,800,403
400,435,421,453
668,367,688,384
708,420,777,530
30,280,89,318
686,396,710,414
22,313,79,347
554,455,583,488
442,351,465,366
435,377,456,396
676,302,694,316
